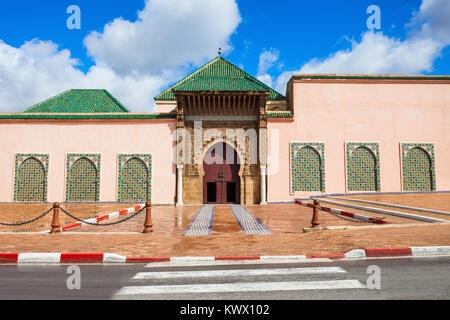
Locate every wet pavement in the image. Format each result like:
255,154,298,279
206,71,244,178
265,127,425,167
0,195,448,258
61,204,373,235
0,203,142,233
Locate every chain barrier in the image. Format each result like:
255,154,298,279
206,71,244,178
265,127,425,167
59,206,146,227
324,207,385,224
0,207,53,227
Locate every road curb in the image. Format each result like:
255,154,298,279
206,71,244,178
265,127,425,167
1,246,449,264
365,247,412,258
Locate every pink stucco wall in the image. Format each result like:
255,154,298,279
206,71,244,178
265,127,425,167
267,80,450,203
0,120,177,204
1,80,449,205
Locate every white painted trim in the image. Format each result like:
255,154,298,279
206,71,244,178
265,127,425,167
410,246,450,256
18,253,61,264
104,253,127,263
170,256,215,262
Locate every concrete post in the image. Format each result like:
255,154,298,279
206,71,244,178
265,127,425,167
176,165,183,206
260,166,267,205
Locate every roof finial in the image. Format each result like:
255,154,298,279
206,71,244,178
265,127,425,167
218,48,222,56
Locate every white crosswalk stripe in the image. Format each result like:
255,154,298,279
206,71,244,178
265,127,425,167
113,264,367,298
132,267,346,280
115,280,366,296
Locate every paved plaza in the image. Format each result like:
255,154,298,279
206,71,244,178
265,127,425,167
0,193,449,258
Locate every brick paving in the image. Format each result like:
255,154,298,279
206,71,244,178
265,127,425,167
63,203,372,234
0,194,448,257
0,224,448,257
210,205,242,235
0,203,142,233
66,205,202,235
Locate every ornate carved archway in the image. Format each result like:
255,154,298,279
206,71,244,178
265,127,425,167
175,92,268,205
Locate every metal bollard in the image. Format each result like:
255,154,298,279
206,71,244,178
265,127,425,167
50,202,61,234
143,202,153,234
311,199,320,228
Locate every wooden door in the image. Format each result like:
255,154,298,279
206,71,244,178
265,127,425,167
203,143,240,204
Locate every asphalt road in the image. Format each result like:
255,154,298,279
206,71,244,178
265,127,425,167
0,256,449,301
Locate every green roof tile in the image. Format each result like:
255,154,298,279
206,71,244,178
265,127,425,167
156,56,285,101
23,89,129,113
173,75,270,93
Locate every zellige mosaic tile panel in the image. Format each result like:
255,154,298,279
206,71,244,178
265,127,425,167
14,154,49,202
346,143,380,192
66,154,100,202
402,143,435,191
118,154,152,202
291,143,325,193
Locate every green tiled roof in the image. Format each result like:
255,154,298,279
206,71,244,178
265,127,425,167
173,75,269,93
267,112,294,119
156,56,286,101
23,89,129,113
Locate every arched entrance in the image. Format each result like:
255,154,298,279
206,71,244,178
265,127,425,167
203,142,241,204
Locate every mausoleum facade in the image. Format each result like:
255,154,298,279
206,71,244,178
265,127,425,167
0,56,449,205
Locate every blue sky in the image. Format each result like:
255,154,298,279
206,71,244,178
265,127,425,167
0,0,449,112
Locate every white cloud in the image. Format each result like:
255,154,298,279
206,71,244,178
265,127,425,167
256,74,273,88
0,0,242,112
410,0,450,44
257,48,280,76
0,39,173,113
273,0,450,94
297,32,441,75
256,48,282,88
84,0,242,76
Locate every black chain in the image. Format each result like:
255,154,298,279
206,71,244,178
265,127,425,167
326,210,368,223
0,208,53,226
59,206,146,227
324,208,384,224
